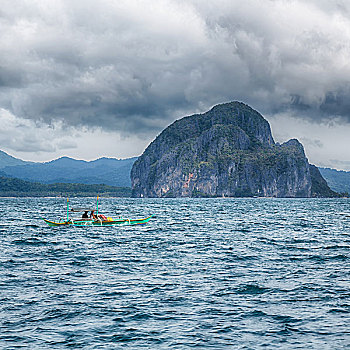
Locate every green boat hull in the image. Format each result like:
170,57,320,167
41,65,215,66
43,215,153,227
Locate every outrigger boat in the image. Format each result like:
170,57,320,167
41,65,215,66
43,197,153,227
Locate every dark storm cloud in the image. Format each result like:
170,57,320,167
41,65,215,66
1,0,350,136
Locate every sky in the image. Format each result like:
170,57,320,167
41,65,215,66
1,0,350,169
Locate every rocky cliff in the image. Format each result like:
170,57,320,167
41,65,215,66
131,101,337,198
309,165,339,197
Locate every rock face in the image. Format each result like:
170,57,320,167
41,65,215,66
310,165,339,197
131,101,335,198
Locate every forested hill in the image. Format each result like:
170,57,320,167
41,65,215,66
0,151,136,187
319,167,350,194
0,176,131,197
0,150,30,167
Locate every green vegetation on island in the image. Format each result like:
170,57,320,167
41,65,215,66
0,176,131,197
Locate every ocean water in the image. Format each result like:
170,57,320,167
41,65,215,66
0,197,349,349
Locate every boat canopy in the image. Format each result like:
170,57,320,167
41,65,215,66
70,208,96,212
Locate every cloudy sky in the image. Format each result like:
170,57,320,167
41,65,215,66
1,0,350,169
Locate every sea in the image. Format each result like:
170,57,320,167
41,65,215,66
0,197,349,349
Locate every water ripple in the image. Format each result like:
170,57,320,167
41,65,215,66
0,197,350,349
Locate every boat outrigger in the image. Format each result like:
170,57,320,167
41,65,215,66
42,197,153,227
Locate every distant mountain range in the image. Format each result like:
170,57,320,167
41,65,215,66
0,150,30,167
319,167,350,194
1,149,350,196
0,150,136,187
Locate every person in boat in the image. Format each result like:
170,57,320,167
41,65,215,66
90,210,98,220
82,211,89,219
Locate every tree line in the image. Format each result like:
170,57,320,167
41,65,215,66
0,176,131,197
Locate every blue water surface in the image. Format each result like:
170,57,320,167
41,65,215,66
0,197,349,349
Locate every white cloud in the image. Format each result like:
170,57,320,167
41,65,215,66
0,108,148,161
0,108,77,153
268,112,350,170
0,0,350,165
